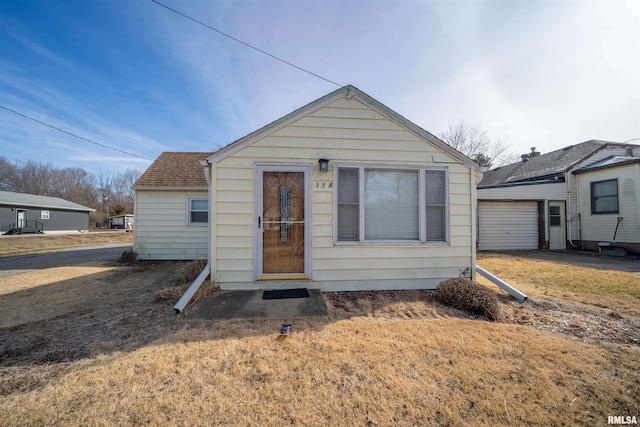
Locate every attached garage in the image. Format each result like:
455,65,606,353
477,201,540,250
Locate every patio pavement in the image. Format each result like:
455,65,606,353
187,288,329,320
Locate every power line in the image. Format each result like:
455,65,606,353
0,105,154,161
149,0,343,88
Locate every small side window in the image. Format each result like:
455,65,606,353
590,179,618,214
188,198,208,224
41,210,50,220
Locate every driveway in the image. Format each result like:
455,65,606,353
0,244,132,278
488,250,640,273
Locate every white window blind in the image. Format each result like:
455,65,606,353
426,170,446,241
336,166,448,244
337,168,359,241
364,170,418,240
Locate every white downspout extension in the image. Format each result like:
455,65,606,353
173,163,213,314
476,265,527,301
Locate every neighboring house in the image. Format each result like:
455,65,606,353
134,85,480,291
133,152,211,260
477,141,640,254
0,190,95,235
108,214,135,230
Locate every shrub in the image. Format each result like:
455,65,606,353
181,259,207,283
119,249,138,265
435,278,501,321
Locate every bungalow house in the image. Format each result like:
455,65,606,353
134,85,480,291
477,140,640,254
0,190,95,234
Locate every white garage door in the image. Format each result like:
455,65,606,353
478,201,539,250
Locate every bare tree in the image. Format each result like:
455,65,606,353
13,161,55,195
113,168,141,211
0,157,18,191
50,167,98,208
439,121,517,168
96,169,113,225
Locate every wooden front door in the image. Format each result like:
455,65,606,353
259,168,308,278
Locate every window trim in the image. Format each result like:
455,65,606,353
590,179,619,215
333,163,449,245
187,196,208,226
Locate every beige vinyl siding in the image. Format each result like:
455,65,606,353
576,164,639,243
212,96,475,290
134,190,208,260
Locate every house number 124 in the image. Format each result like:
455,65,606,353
316,182,333,188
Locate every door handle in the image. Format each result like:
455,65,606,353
258,216,261,228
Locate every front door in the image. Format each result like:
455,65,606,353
16,209,27,229
257,165,310,279
549,201,566,250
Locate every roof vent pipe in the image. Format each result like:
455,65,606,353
529,147,541,157
521,154,529,162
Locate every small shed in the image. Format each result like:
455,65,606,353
108,214,135,230
0,191,95,235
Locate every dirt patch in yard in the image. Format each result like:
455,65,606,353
324,290,640,347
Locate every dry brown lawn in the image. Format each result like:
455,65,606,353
0,246,638,426
0,231,133,257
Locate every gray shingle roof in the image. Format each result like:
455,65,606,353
134,152,211,189
479,140,615,187
0,191,95,212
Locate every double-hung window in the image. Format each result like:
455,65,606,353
187,197,208,225
336,165,448,243
590,179,618,214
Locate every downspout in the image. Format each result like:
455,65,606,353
476,265,527,301
173,163,213,314
566,172,579,248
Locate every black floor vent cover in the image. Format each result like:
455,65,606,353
262,288,310,300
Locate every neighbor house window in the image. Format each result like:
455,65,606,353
336,165,448,243
41,210,50,220
188,197,208,224
590,179,618,214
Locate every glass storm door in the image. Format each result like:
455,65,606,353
16,210,27,229
548,201,566,250
261,170,306,276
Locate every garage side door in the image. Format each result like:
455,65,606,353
478,201,539,250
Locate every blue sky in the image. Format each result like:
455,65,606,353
1,0,638,175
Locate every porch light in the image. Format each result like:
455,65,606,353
318,158,329,173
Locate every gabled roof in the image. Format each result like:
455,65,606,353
134,152,212,189
205,85,478,170
479,140,626,187
0,191,95,212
